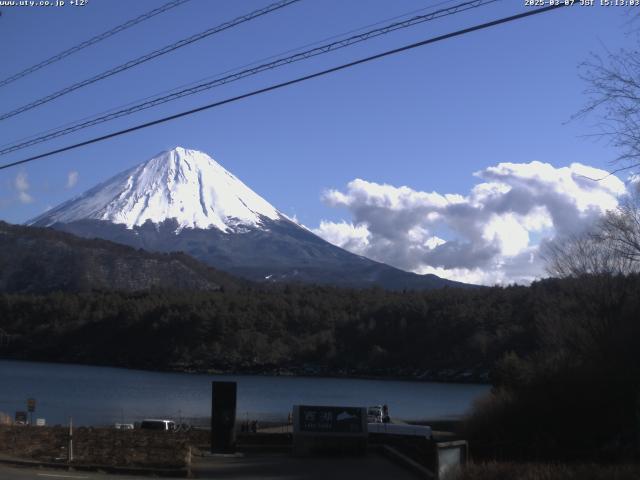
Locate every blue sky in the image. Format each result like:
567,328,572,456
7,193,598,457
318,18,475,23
0,0,635,283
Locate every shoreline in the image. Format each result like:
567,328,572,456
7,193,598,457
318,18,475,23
0,357,491,385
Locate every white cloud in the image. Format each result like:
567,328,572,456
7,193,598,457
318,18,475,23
313,161,628,285
18,191,33,204
66,170,79,189
482,213,529,257
14,172,33,204
315,220,370,253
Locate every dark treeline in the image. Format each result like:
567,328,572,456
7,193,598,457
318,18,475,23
0,278,537,378
0,275,637,384
0,282,526,379
463,273,640,462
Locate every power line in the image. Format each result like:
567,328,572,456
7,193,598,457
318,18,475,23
0,0,468,151
0,4,569,172
0,0,192,89
0,0,301,122
0,0,498,155
0,0,499,156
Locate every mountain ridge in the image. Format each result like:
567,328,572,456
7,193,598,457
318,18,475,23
0,220,243,293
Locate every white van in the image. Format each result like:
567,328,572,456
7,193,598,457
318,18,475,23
114,423,134,430
139,419,175,431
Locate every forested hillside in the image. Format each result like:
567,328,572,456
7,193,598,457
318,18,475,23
0,221,243,293
3,275,637,384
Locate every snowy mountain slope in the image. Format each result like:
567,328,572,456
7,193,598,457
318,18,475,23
29,147,282,231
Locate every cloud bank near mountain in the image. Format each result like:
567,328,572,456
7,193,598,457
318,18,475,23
314,161,629,285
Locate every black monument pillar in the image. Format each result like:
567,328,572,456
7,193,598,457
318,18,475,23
211,381,237,453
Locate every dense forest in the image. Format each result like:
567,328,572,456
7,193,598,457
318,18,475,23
0,283,508,380
0,275,637,386
462,273,640,461
0,221,243,293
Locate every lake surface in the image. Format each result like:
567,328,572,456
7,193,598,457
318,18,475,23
0,360,490,426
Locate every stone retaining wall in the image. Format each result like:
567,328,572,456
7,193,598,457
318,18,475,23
0,425,193,468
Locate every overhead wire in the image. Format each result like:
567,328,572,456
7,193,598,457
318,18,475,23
0,0,192,88
0,0,499,156
0,0,468,151
0,0,302,122
0,3,569,172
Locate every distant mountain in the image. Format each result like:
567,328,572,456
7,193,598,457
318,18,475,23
0,221,241,293
29,147,468,290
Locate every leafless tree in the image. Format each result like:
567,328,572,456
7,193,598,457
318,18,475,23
577,38,640,174
542,231,634,278
597,189,640,264
543,191,640,278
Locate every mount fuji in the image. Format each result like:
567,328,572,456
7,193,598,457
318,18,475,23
29,147,465,290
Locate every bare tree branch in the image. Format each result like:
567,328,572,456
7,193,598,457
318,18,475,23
542,191,640,278
576,41,640,171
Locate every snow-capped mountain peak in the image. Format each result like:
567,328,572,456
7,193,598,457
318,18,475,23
29,147,283,231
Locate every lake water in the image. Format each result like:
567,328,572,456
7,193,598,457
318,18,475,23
0,360,490,426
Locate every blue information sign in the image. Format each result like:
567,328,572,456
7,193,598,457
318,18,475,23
298,405,364,434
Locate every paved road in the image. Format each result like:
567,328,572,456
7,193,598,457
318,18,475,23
0,465,182,480
0,453,419,480
191,452,419,479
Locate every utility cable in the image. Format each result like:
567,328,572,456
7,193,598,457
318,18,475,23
0,0,498,155
0,0,192,88
0,4,569,172
0,0,301,122
0,0,474,151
